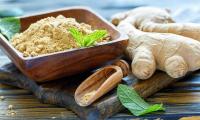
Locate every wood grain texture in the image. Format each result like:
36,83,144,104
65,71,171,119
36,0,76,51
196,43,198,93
0,61,200,119
0,62,179,120
0,7,128,82
1,63,200,120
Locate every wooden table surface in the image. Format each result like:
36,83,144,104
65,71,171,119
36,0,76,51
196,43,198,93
1,0,200,120
1,65,200,120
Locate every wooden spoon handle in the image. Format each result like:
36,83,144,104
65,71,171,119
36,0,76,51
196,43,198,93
113,60,129,77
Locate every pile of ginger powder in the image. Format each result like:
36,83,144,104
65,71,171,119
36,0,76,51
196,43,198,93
11,15,94,57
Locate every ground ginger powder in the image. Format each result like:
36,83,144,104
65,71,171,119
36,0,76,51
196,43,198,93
11,15,94,57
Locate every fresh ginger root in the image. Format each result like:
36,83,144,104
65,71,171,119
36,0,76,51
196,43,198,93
112,7,200,41
111,7,200,79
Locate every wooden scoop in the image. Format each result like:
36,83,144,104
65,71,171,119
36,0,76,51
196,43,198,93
75,60,129,107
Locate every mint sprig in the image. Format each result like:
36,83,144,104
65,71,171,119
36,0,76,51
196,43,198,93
68,27,107,47
0,17,20,40
117,84,165,116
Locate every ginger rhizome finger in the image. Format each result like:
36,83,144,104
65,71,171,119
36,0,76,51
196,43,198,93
113,9,200,79
111,7,200,41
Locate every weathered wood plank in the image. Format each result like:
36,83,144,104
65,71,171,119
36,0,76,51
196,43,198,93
0,66,199,120
0,86,78,120
0,108,78,120
148,92,200,103
0,62,179,119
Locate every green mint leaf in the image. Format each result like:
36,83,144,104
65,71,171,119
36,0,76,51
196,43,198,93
117,84,165,116
137,104,165,116
69,27,107,47
83,30,107,47
68,27,84,47
0,17,20,40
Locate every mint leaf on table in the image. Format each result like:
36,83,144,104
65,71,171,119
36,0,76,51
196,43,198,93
0,17,20,40
68,27,107,47
117,84,165,116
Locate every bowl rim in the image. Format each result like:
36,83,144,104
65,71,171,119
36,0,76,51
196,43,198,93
0,6,128,61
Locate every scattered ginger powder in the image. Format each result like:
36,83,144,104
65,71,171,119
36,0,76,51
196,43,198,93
11,15,94,57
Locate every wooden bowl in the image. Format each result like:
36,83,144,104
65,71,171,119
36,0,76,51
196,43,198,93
0,7,128,82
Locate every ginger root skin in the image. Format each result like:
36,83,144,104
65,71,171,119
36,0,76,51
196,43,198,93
112,8,200,79
111,7,200,41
